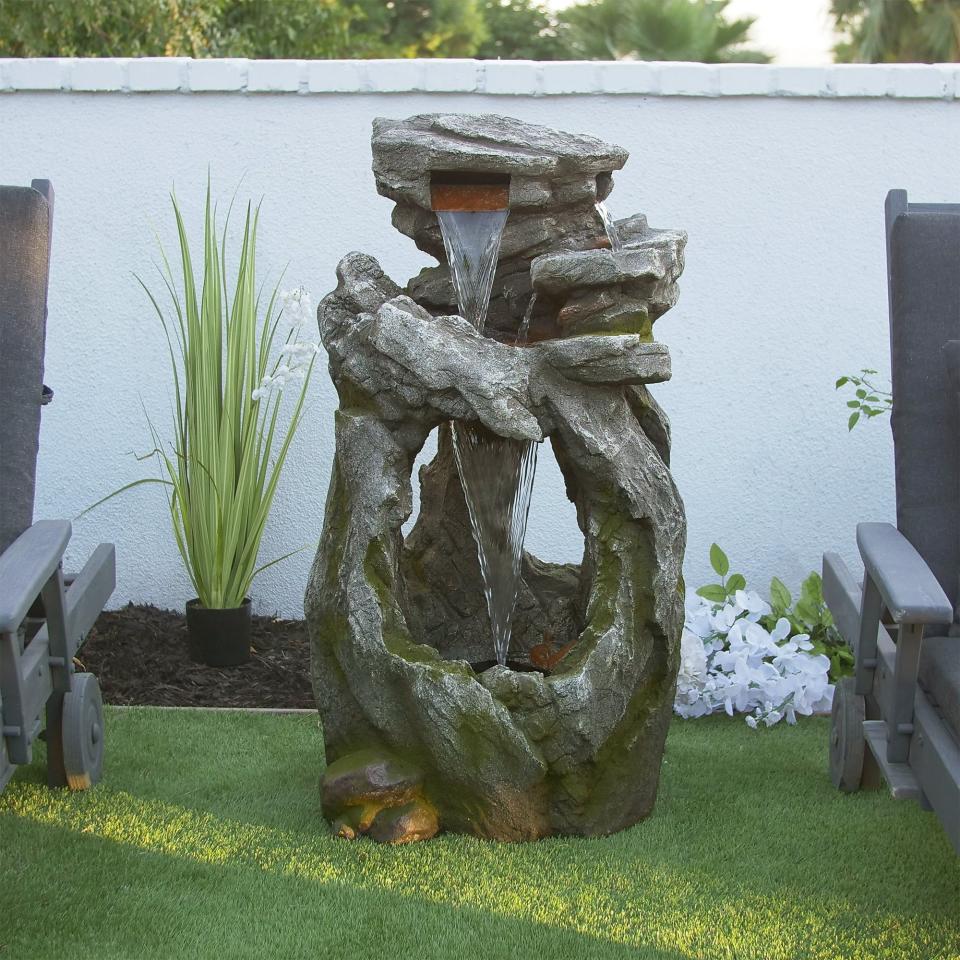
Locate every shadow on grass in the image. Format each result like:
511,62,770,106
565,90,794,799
3,812,672,960
1,709,958,960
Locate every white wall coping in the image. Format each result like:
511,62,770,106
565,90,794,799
1,57,959,99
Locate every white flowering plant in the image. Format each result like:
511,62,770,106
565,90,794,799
675,544,837,728
694,543,852,679
105,184,319,609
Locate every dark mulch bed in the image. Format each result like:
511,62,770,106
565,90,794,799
79,603,313,709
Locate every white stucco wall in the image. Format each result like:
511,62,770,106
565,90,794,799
2,58,956,618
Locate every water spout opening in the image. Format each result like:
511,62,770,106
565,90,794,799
431,171,510,212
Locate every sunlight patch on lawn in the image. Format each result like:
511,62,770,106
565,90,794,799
2,780,954,960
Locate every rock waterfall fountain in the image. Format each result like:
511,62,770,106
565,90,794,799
307,114,687,842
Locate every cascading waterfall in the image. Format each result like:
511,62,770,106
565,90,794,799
449,425,538,667
436,209,539,667
595,200,622,252
436,211,508,332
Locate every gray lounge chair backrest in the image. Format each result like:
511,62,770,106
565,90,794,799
885,191,960,623
0,181,54,555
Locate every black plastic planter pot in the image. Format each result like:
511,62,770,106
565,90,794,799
186,598,252,667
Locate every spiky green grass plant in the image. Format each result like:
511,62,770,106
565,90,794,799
1,713,957,959
131,185,315,609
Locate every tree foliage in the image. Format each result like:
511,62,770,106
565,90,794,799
209,1,356,59
348,0,487,58
0,0,485,59
832,0,960,63
0,0,768,61
475,0,569,61
561,0,769,63
0,0,216,57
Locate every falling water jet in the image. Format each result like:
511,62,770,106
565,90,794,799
450,424,538,668
435,204,539,668
595,200,622,252
518,292,536,344
436,210,509,334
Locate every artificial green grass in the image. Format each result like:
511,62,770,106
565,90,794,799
0,710,957,960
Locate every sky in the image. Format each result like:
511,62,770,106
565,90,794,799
726,0,837,65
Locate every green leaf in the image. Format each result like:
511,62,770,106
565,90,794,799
696,584,728,603
801,572,823,605
848,411,860,430
835,376,849,388
75,476,173,520
769,576,791,611
794,598,818,625
252,541,317,577
709,543,729,578
726,573,746,594
855,388,866,398
846,400,861,409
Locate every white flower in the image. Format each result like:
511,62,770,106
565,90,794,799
249,289,320,403
678,628,707,685
251,374,275,402
770,617,791,642
674,629,711,718
279,285,314,330
674,586,834,729
250,349,313,402
733,589,770,619
279,341,321,365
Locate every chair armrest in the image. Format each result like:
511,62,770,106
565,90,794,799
822,552,862,649
856,522,953,624
0,519,71,633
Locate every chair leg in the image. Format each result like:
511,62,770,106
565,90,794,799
45,693,67,788
862,693,883,790
862,737,883,789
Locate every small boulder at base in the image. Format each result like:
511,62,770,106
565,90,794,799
368,799,440,844
321,747,423,820
331,805,364,840
322,747,438,842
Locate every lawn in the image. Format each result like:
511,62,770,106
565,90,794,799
1,709,957,960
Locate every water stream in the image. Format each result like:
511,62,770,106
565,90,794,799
518,292,536,344
436,210,539,667
595,200,622,252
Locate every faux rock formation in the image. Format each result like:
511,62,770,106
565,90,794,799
307,114,687,841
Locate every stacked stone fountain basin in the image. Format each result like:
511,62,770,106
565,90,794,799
307,114,687,842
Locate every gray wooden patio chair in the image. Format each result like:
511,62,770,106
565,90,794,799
0,180,115,793
823,189,960,854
